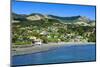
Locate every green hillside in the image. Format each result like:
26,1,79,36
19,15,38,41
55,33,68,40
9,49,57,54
12,13,96,45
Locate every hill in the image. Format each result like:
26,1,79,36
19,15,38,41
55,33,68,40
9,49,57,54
12,13,96,45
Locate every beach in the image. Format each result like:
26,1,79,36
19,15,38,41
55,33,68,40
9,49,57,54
12,42,95,56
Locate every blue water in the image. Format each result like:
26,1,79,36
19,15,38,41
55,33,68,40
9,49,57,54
12,44,96,66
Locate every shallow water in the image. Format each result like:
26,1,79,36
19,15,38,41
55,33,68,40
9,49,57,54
12,44,96,66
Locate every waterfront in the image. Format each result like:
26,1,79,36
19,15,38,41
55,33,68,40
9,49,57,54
12,44,96,66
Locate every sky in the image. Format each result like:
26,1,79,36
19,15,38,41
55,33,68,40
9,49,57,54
12,0,96,20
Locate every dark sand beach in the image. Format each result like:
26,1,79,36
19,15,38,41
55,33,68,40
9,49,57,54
12,42,95,56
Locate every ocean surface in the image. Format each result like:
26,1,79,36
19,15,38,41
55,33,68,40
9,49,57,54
12,44,96,66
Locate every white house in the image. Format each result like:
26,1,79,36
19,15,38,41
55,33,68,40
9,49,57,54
34,39,42,45
29,36,42,46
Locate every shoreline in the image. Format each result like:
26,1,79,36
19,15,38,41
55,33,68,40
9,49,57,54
12,42,95,56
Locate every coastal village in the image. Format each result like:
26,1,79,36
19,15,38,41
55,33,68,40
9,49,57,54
12,13,96,46
11,1,96,65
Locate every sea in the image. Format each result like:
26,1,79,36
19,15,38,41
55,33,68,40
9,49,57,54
12,44,96,66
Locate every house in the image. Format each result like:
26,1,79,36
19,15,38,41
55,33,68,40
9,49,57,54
30,36,42,46
74,36,83,42
33,39,42,45
40,31,48,35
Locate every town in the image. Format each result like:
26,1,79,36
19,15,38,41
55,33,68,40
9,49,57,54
12,13,96,45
